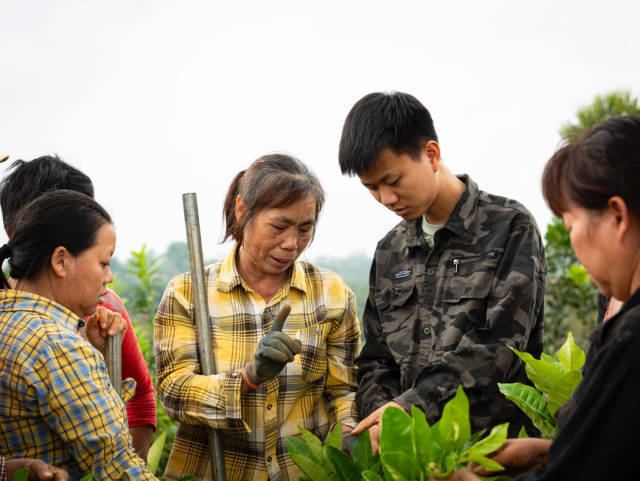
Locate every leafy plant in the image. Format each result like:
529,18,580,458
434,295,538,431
378,387,508,481
286,387,508,481
498,332,585,440
286,422,382,481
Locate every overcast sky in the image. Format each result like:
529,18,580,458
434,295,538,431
1,0,639,263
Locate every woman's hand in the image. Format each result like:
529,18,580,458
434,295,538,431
349,401,404,453
470,437,551,477
6,458,69,481
84,305,127,356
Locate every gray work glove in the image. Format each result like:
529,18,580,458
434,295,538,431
246,304,301,387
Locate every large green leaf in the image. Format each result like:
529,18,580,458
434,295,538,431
380,406,412,456
410,405,431,467
362,471,385,481
439,386,471,450
288,452,332,481
468,423,508,457
381,452,417,481
146,430,167,475
352,429,378,472
78,475,94,481
324,445,362,481
299,427,324,463
510,347,565,395
468,453,504,473
546,370,582,415
498,383,557,439
325,422,344,451
287,436,320,464
557,332,585,372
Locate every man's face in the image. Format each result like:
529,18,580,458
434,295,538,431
358,143,440,221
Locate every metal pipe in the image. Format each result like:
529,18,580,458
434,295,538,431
183,193,227,481
105,333,122,395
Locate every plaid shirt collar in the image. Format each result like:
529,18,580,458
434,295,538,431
216,243,308,296
0,289,81,332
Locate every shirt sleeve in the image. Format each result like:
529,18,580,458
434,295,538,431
394,218,546,425
355,259,404,417
323,285,361,427
33,332,155,480
154,274,250,434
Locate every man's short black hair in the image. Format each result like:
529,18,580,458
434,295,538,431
0,155,94,232
338,91,439,176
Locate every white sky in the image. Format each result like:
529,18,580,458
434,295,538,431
1,0,639,262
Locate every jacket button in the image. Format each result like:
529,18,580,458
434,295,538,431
427,267,435,276
267,456,273,462
267,403,273,410
423,327,431,336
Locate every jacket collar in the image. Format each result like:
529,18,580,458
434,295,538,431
589,286,640,348
0,289,81,332
406,174,478,248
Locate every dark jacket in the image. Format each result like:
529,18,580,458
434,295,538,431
356,175,546,436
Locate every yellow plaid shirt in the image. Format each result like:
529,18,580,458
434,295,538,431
0,289,156,481
155,246,360,481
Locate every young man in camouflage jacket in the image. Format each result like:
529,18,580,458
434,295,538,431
341,92,546,450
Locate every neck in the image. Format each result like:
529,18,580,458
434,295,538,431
12,275,59,305
236,246,288,304
424,166,465,225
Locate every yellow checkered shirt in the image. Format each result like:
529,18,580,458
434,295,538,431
154,246,360,481
0,289,156,480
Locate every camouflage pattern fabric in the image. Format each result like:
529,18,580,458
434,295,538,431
356,175,546,436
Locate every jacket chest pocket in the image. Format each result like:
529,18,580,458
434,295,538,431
435,250,500,347
374,283,420,365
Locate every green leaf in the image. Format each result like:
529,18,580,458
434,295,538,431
546,370,582,415
362,471,386,481
509,346,566,395
498,383,557,439
557,332,586,372
299,427,325,463
469,423,508,457
517,426,529,438
78,475,94,481
288,452,332,481
146,430,167,475
12,468,28,481
286,436,318,463
468,453,504,473
411,405,431,467
352,429,377,472
381,452,416,481
379,406,413,457
325,422,343,451
439,386,471,449
177,477,196,481
324,445,362,481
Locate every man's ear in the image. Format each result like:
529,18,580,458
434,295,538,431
235,195,247,223
50,246,71,278
423,140,441,172
608,196,631,242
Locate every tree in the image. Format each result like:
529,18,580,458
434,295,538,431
543,90,640,352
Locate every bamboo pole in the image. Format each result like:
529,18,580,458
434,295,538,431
183,193,227,481
105,333,122,395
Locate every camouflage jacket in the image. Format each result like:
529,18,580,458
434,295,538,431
356,175,546,436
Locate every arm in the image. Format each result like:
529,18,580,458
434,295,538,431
36,335,155,480
355,259,403,418
154,274,249,434
395,219,546,423
323,285,361,429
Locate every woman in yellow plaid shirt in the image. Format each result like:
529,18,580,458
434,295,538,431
155,154,361,481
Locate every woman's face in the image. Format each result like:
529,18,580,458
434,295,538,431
66,223,116,317
239,195,316,280
562,205,611,295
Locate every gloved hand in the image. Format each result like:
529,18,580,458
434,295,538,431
245,304,301,387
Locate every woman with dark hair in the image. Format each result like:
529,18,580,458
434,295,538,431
155,154,360,481
439,116,640,480
0,190,157,480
